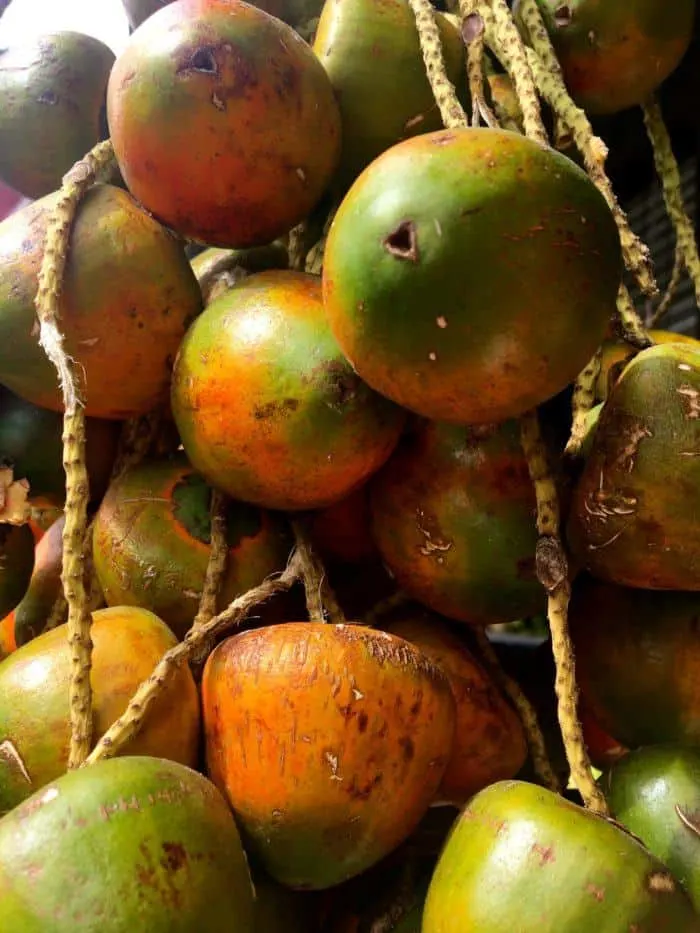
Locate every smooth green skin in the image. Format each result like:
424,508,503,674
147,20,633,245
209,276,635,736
172,271,406,511
370,419,544,626
0,756,256,933
423,780,700,932
92,454,293,639
530,0,695,115
323,127,621,425
0,523,34,620
0,384,120,508
0,32,114,199
314,0,468,190
604,746,700,913
569,578,700,748
567,344,700,590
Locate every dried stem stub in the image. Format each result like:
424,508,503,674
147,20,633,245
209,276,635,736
34,139,115,770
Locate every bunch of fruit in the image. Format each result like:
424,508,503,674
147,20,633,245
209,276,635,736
0,0,699,929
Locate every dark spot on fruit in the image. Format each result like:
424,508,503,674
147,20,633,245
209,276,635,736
161,841,188,872
554,5,572,27
180,46,218,75
357,711,368,733
253,398,300,420
410,694,423,716
399,736,415,761
346,773,382,801
325,363,359,410
383,220,419,263
38,90,57,105
432,133,457,146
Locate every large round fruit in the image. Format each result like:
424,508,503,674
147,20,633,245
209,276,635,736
172,271,406,511
0,606,200,813
92,454,293,639
567,343,700,590
383,606,527,803
370,418,544,625
11,512,64,647
323,127,621,424
0,33,114,199
313,0,468,188
0,756,256,932
107,0,341,247
202,622,455,889
528,0,695,116
569,576,700,749
605,745,700,913
0,184,202,419
0,523,34,622
423,780,699,931
0,385,120,508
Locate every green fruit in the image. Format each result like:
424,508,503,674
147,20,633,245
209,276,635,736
0,756,256,932
605,745,700,913
569,577,700,749
567,343,700,590
0,385,120,509
314,0,468,189
323,127,621,424
0,32,114,199
0,523,34,620
423,780,700,932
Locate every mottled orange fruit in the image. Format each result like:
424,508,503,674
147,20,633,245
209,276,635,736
0,606,200,813
306,486,379,565
383,606,527,804
202,623,456,889
171,270,406,511
108,0,341,247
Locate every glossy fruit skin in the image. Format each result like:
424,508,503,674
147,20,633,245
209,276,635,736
0,756,256,933
567,343,700,590
0,33,114,199
92,454,293,639
529,0,695,116
0,606,200,813
423,780,700,932
0,184,202,419
383,606,527,803
595,330,700,402
108,0,341,248
0,385,120,508
313,0,468,189
202,622,456,889
570,576,700,749
323,127,621,425
172,270,406,511
12,513,64,647
605,746,700,912
0,523,34,622
370,418,544,625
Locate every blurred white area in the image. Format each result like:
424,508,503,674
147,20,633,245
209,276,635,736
0,0,130,54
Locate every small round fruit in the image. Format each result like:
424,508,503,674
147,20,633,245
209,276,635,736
0,606,200,813
527,0,695,116
0,184,202,419
172,270,406,511
108,0,341,247
93,454,293,639
202,622,456,889
0,756,256,933
323,127,621,424
0,33,114,199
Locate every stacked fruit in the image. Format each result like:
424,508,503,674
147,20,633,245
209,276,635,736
0,0,699,930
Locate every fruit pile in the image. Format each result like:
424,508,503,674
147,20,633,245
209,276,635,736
0,0,699,929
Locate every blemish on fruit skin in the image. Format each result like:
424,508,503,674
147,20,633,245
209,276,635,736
436,316,448,328
428,352,437,362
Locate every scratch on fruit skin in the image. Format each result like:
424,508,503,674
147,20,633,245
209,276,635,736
0,739,31,783
678,384,700,419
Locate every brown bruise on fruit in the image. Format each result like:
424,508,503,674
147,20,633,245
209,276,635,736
201,622,455,889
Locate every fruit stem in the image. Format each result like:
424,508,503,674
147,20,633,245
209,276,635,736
34,138,115,770
84,551,303,765
512,5,656,298
615,283,653,351
473,627,562,793
643,95,700,312
291,518,346,623
462,6,498,128
110,410,165,482
565,347,602,459
519,410,609,815
362,591,412,627
649,246,683,327
408,0,469,129
192,489,228,629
